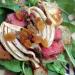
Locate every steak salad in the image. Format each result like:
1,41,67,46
0,0,75,75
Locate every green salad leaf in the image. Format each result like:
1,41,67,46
0,8,5,24
48,70,58,75
25,0,39,6
22,62,33,75
0,0,21,24
62,13,69,23
64,44,75,67
0,60,33,75
46,54,67,75
0,59,22,72
57,54,67,63
0,3,20,11
46,61,66,75
0,0,20,11
62,22,75,33
55,0,75,15
72,40,75,59
0,0,15,5
0,8,4,15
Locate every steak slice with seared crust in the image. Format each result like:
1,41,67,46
0,43,12,60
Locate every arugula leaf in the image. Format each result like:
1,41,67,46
0,15,5,24
0,59,22,72
62,13,69,23
0,3,20,11
46,54,67,75
46,61,66,75
62,22,75,33
0,0,20,24
25,0,38,6
0,0,20,11
57,54,67,63
48,70,58,75
45,0,55,2
22,62,33,75
0,0,15,5
71,40,75,59
0,8,5,24
64,44,75,67
0,8,4,15
55,0,75,15
19,72,24,75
